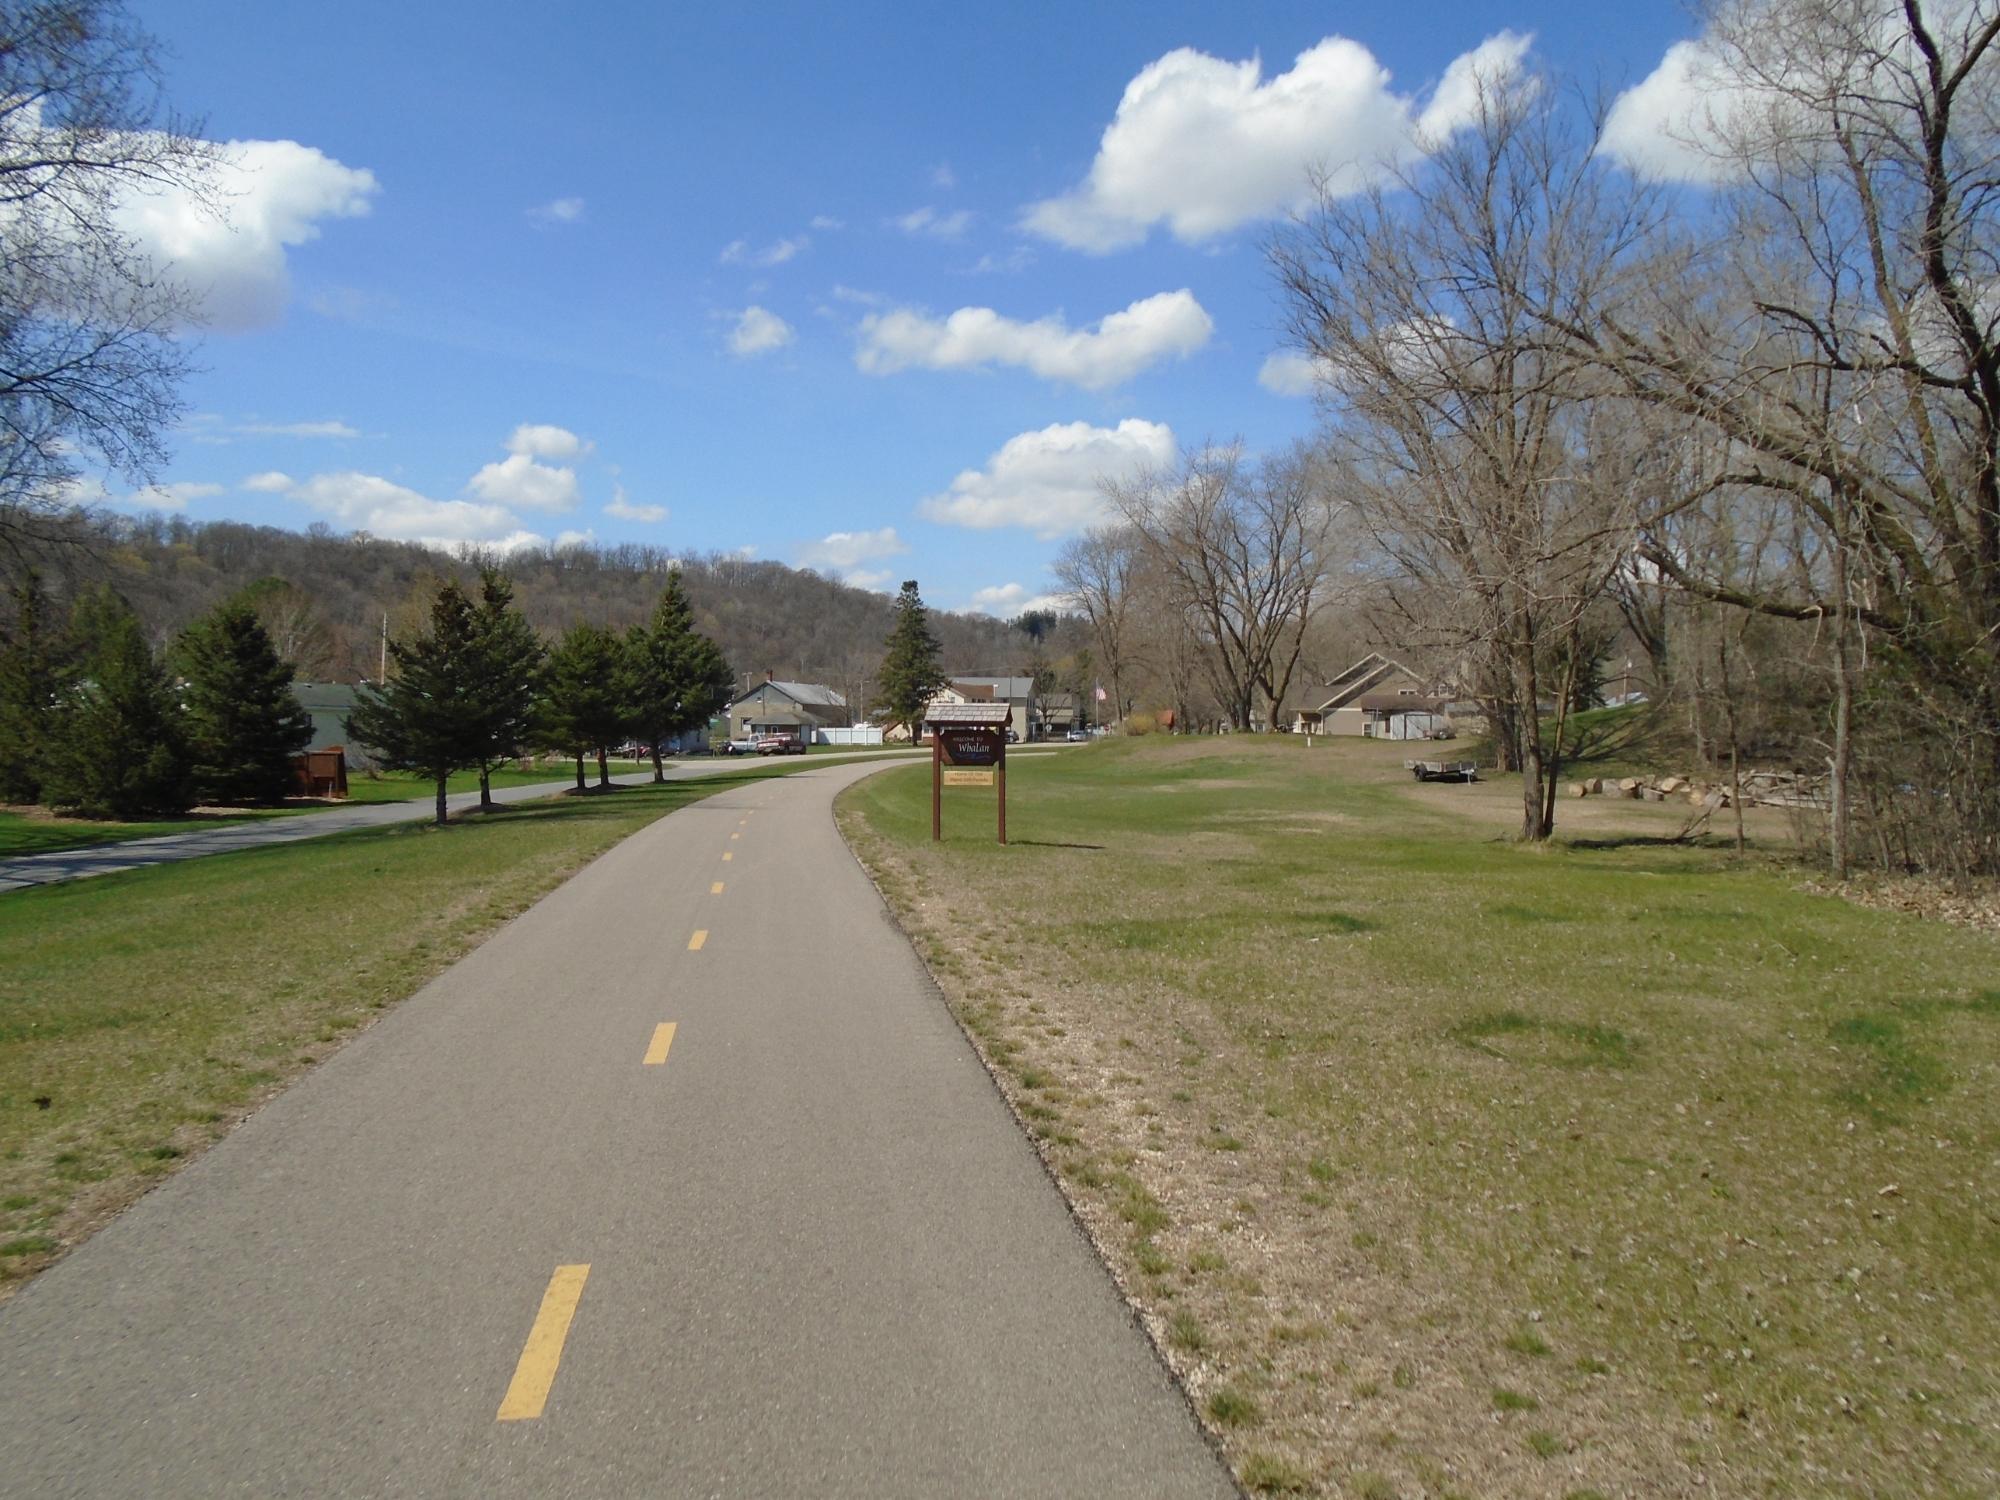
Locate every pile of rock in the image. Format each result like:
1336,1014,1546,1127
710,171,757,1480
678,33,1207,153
1566,774,1734,807
1565,768,1827,808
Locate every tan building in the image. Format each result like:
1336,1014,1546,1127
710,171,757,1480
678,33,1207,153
1292,654,1453,739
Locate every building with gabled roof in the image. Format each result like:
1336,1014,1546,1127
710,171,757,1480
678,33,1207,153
1291,653,1453,738
724,676,852,742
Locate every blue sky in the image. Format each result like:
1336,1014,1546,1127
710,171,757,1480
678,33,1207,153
118,1,1702,618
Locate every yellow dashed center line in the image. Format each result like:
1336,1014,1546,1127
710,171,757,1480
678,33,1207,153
688,930,707,951
643,1021,677,1066
730,832,740,841
721,851,733,862
497,1265,590,1422
711,881,725,894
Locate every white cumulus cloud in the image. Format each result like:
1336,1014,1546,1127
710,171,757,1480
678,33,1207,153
290,471,529,547
466,452,582,513
1258,351,1336,397
919,419,1176,539
1601,35,1761,183
116,138,379,331
506,423,591,461
966,583,1074,618
729,305,795,356
605,486,668,524
1025,32,1532,251
241,470,295,493
856,290,1211,390
797,527,907,588
125,481,223,510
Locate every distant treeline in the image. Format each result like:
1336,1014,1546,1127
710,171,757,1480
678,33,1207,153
7,511,1079,701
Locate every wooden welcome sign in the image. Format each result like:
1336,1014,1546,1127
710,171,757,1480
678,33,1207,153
926,701,1011,844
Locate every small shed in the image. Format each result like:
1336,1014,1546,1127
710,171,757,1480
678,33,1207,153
293,747,350,798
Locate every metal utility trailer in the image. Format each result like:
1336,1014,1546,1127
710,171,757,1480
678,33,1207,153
1405,759,1478,782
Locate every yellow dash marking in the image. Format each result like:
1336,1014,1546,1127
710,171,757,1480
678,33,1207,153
721,851,733,862
688,930,707,951
643,1021,677,1066
710,882,725,894
730,832,740,841
496,1265,590,1421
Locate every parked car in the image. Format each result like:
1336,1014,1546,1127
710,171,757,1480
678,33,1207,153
1065,728,1089,742
755,734,807,756
720,737,760,756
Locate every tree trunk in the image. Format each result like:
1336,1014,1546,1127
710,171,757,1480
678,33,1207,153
574,753,586,792
1829,538,1853,881
596,745,610,788
651,739,665,783
433,775,448,827
1512,616,1549,842
478,764,495,811
1539,628,1582,837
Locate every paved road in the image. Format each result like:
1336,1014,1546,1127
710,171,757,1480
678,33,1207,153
0,758,1235,1499
0,749,923,894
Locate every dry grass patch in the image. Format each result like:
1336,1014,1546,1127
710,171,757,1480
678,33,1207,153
839,736,2000,1498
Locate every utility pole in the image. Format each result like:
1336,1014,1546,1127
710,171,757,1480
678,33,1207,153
380,613,388,683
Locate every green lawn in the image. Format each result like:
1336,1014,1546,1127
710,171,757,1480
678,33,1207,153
0,761,667,856
0,760,828,1296
839,735,2000,1498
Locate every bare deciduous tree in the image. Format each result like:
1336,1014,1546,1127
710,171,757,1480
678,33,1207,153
1274,74,1657,838
1561,0,2000,872
1103,444,1336,732
1051,524,1138,723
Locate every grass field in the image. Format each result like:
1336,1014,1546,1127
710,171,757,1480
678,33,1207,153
0,760,827,1297
838,736,2000,1498
0,761,667,857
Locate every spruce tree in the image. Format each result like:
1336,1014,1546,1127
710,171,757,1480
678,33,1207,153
671,629,735,747
42,589,193,819
0,573,59,804
535,622,628,790
174,596,313,805
624,569,733,779
468,567,544,809
877,579,947,737
348,580,485,827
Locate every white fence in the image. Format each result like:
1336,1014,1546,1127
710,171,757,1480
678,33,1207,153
815,725,885,746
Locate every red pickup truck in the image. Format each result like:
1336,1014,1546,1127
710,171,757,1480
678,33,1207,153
754,734,807,756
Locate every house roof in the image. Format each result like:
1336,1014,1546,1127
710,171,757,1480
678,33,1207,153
1311,653,1422,712
727,680,847,711
1355,693,1449,713
770,680,846,708
952,675,1034,700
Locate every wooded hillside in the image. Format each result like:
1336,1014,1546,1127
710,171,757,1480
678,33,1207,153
15,511,1072,706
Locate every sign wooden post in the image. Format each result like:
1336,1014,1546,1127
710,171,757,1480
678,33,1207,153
925,702,1011,845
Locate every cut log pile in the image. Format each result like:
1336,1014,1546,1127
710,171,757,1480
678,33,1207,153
1563,768,1827,808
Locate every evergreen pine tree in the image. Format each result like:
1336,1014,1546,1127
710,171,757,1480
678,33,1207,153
468,567,544,809
42,589,193,819
535,622,629,790
624,569,733,779
0,573,59,804
174,596,313,805
348,580,486,826
671,630,735,747
876,579,947,737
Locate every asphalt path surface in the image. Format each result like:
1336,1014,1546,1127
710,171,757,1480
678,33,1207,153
0,757,1236,1498
0,749,923,894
